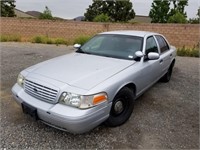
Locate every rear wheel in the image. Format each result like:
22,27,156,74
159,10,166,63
105,87,135,127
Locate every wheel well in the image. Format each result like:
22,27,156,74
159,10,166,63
172,59,175,64
171,59,175,68
124,83,136,96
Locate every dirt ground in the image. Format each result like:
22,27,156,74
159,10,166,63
0,43,199,149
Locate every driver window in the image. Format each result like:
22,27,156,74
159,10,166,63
145,36,158,55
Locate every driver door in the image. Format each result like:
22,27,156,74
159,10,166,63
138,36,162,93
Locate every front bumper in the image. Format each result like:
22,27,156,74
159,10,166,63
12,84,111,134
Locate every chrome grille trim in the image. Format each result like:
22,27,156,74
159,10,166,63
24,79,58,103
25,84,57,98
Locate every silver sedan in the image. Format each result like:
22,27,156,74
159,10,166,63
12,30,176,133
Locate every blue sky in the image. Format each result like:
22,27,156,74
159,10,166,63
16,0,199,19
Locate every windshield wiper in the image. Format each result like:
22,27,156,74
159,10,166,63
76,48,91,55
76,48,84,53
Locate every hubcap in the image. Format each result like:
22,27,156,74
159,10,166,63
114,100,124,114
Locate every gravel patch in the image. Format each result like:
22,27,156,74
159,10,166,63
0,42,199,149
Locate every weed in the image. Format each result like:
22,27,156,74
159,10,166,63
0,35,21,42
32,36,68,45
46,39,53,44
32,36,44,43
73,35,91,45
177,45,199,57
55,38,68,45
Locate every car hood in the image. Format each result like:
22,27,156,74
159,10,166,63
26,52,135,90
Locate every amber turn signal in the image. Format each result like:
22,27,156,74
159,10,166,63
93,94,107,105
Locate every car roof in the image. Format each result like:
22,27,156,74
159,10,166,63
99,30,158,37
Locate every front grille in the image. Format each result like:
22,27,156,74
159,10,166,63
24,79,58,103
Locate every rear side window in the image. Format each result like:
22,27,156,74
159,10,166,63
155,35,169,53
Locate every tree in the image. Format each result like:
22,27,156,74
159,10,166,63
111,0,135,22
84,0,135,22
84,0,104,21
169,0,188,18
188,18,199,24
149,0,170,23
188,7,200,24
1,0,16,17
168,11,187,23
39,6,53,19
93,13,110,22
197,7,200,18
149,0,188,23
167,0,188,23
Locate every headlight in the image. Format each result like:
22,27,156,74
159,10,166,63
59,92,107,109
17,74,25,87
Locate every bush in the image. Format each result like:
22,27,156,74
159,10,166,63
177,45,199,57
39,6,53,20
46,38,53,44
73,36,91,45
32,36,45,43
0,35,21,42
0,35,8,42
10,35,21,42
93,14,110,22
168,11,187,23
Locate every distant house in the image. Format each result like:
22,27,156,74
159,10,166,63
131,15,152,23
14,8,35,18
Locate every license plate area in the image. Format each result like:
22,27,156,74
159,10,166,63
21,102,38,120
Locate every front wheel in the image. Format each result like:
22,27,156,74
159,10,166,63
105,87,135,127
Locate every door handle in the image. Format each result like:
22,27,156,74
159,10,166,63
160,59,163,63
170,54,172,57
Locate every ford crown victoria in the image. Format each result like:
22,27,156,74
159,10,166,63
12,31,176,133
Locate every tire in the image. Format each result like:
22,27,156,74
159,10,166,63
105,87,135,127
161,62,174,82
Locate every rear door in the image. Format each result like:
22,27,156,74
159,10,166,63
155,35,172,76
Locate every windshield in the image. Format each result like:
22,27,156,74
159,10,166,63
77,34,143,60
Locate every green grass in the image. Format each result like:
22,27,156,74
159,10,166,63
1,34,91,46
32,36,68,45
177,45,199,57
54,38,68,45
0,35,21,42
73,35,91,45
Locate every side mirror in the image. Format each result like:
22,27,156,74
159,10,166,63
148,52,159,60
135,51,144,58
74,44,81,49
